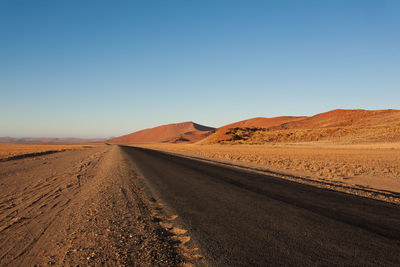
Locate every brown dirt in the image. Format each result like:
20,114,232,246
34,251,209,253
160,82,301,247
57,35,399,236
133,142,400,204
0,145,196,266
109,122,215,143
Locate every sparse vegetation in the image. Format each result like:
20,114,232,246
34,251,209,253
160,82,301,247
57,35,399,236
218,126,400,144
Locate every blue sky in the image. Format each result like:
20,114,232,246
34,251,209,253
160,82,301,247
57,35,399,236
1,0,399,138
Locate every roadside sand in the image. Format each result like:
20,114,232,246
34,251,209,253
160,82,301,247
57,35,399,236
0,145,194,266
133,142,400,204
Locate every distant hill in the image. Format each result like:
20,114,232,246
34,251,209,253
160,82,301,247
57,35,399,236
0,137,106,143
201,109,400,144
203,116,307,143
108,122,215,143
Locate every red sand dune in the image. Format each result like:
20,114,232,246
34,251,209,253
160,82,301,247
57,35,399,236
109,122,215,143
281,109,400,129
110,109,400,144
202,109,400,144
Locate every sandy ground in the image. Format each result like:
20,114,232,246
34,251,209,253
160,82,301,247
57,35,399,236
133,142,400,204
2,142,399,265
0,145,196,266
0,143,101,161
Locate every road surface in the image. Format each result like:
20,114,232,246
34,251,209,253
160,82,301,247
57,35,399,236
122,145,400,266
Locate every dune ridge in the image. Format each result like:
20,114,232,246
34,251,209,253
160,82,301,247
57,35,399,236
109,122,215,143
201,109,400,144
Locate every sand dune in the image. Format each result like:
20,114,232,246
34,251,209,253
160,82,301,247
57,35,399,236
282,109,400,128
110,109,400,144
202,109,400,144
109,121,215,143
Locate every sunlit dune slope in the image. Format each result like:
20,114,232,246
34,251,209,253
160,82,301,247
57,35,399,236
109,122,215,143
282,109,400,128
201,109,400,144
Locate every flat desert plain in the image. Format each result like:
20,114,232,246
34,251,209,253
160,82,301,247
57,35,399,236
0,143,100,161
133,142,400,204
1,141,400,265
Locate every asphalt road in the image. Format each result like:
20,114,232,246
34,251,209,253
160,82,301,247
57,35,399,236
121,146,400,266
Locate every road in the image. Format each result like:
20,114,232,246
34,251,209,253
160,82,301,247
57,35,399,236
121,145,400,266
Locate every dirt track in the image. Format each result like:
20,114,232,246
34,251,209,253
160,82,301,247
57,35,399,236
0,146,184,266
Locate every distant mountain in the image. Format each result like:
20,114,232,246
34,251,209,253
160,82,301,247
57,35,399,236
201,109,400,144
0,137,106,143
108,122,215,143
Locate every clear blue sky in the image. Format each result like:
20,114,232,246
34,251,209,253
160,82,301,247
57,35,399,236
1,0,399,138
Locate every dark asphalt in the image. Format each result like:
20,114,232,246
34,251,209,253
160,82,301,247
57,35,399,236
121,146,400,266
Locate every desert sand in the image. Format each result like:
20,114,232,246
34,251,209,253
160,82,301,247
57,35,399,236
2,142,399,265
0,137,106,143
0,145,197,266
0,143,100,161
